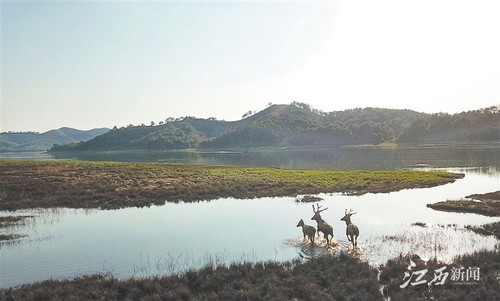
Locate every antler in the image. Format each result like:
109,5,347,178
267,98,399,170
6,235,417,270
348,208,357,215
313,203,328,213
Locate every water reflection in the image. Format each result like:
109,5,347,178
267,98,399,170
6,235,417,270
18,147,498,171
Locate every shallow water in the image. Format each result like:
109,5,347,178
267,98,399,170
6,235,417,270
1,167,498,288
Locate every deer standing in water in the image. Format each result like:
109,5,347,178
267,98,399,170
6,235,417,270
311,203,334,245
296,219,316,245
341,209,359,248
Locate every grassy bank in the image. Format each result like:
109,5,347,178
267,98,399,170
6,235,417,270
0,254,381,301
0,160,462,210
427,191,500,217
2,251,498,301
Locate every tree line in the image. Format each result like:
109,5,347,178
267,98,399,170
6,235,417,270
50,104,499,152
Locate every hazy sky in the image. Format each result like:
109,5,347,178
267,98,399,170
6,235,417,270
2,0,499,132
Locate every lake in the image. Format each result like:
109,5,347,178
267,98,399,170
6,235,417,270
0,147,499,288
1,146,499,170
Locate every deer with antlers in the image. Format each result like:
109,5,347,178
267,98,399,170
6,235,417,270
311,203,334,245
341,209,359,248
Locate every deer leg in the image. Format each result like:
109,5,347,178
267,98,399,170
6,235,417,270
349,235,354,248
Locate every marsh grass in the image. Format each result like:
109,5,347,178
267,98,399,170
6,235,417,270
427,199,500,216
0,216,30,227
379,250,500,301
0,215,33,242
0,234,26,242
466,222,500,240
427,190,500,217
362,222,499,269
3,250,498,301
0,160,462,210
295,195,324,203
1,253,384,301
130,249,260,279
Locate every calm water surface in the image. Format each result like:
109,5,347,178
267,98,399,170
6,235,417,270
2,146,499,170
1,148,499,288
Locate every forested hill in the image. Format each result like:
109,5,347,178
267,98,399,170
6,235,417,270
396,107,499,144
1,127,109,152
50,104,499,151
52,118,235,151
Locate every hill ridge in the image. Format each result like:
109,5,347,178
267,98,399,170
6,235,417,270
0,127,110,152
48,104,499,151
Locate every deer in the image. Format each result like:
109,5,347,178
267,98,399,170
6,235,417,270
311,203,334,245
340,209,359,248
296,219,316,245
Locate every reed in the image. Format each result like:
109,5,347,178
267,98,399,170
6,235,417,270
0,253,383,301
3,250,498,301
379,250,500,301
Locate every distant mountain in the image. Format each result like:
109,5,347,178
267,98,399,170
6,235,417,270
0,127,110,152
49,103,500,152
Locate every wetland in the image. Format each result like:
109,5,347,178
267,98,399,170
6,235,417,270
0,160,462,210
1,147,499,300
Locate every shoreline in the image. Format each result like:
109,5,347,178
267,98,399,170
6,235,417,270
1,161,497,299
427,191,500,217
0,160,463,211
1,249,498,300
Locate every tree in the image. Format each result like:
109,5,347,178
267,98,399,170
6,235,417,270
291,101,312,112
242,110,253,119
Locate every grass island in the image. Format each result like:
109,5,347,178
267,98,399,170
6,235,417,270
0,160,463,210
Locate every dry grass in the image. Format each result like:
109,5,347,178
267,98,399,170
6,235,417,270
0,160,461,210
380,250,500,301
427,191,500,217
3,250,498,301
1,254,383,301
466,222,500,240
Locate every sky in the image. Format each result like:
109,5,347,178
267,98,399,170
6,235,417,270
1,0,499,133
